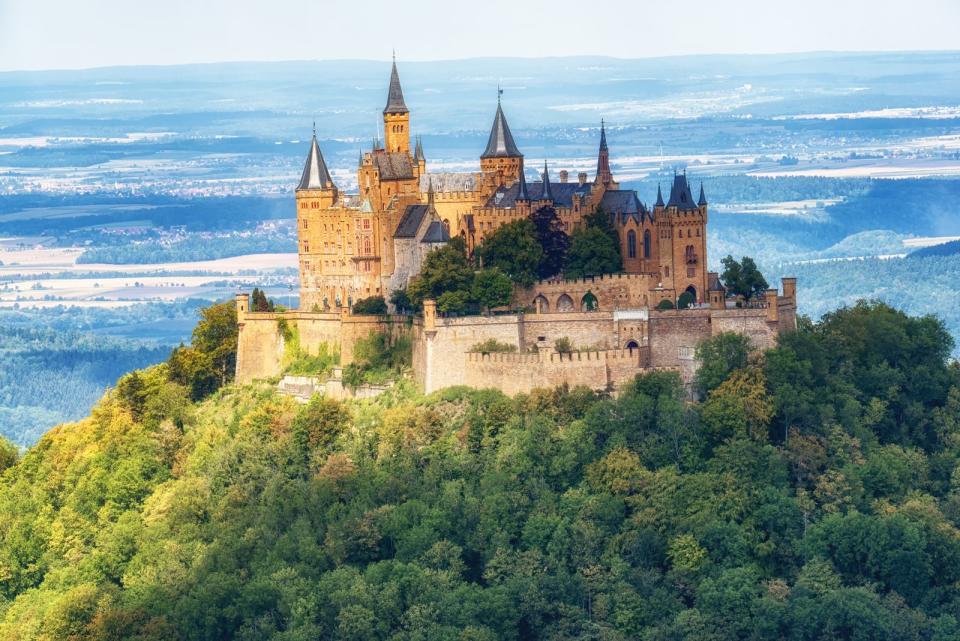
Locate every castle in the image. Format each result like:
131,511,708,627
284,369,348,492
236,61,798,395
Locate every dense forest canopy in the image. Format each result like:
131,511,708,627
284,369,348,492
0,301,959,640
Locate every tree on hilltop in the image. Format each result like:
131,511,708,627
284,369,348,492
721,255,769,301
531,206,571,280
475,219,542,287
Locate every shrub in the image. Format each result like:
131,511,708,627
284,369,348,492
656,299,675,310
554,337,573,354
469,339,517,354
352,296,388,315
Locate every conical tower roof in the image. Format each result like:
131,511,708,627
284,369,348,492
383,60,408,114
540,162,553,201
481,100,522,159
414,136,425,161
698,182,708,206
516,164,529,201
297,133,335,191
655,184,664,208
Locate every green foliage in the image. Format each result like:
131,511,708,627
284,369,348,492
721,255,769,300
352,296,388,315
251,287,274,312
530,205,571,280
554,336,573,354
0,436,18,473
407,236,474,309
656,298,675,310
470,268,513,313
677,290,694,309
389,288,411,313
565,206,622,279
167,300,238,400
469,339,517,354
475,219,543,287
341,332,412,388
0,301,959,640
695,332,754,396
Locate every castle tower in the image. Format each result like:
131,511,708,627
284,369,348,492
659,172,708,304
296,130,339,310
595,119,613,186
480,93,523,191
383,59,410,154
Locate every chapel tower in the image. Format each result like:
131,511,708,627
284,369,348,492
295,131,339,310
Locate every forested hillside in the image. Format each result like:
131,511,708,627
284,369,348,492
1,301,959,640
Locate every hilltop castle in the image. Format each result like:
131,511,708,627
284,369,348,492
236,61,798,395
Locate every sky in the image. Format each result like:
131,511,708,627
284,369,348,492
1,0,958,72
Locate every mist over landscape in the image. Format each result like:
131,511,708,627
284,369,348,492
1,51,960,443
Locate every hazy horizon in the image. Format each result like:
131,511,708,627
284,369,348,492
2,0,959,72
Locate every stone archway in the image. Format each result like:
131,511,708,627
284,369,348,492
557,293,575,312
625,339,640,351
533,295,549,313
581,291,598,311
685,285,697,303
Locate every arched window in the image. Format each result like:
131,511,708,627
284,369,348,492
557,294,575,312
364,238,371,255
627,230,637,259
643,230,651,258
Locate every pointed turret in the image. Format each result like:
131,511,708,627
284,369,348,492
667,171,697,210
297,133,335,191
414,136,425,161
516,164,529,201
427,177,435,205
383,59,409,114
540,162,553,202
698,182,707,207
655,184,664,208
383,58,411,154
595,119,612,185
481,100,522,159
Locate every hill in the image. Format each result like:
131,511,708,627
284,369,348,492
910,239,960,259
0,301,960,640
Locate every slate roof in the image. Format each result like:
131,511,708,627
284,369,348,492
601,190,650,224
481,103,522,159
374,152,414,180
383,61,408,114
485,179,590,209
414,136,424,161
297,134,335,191
666,173,699,210
698,183,708,206
655,184,665,208
394,204,430,238
421,220,450,243
708,272,725,292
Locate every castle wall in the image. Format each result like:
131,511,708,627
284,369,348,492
519,273,666,312
236,312,286,383
462,348,652,396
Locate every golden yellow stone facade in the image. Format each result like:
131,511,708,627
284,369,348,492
295,60,716,312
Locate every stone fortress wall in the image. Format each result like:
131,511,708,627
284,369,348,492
237,279,798,395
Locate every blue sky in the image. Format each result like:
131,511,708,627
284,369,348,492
1,0,958,72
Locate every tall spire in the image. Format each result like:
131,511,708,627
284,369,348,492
414,136,425,161
516,163,529,201
540,161,553,201
595,119,612,185
698,182,708,206
383,59,408,115
297,132,335,191
481,99,522,159
427,177,435,205
655,184,664,208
